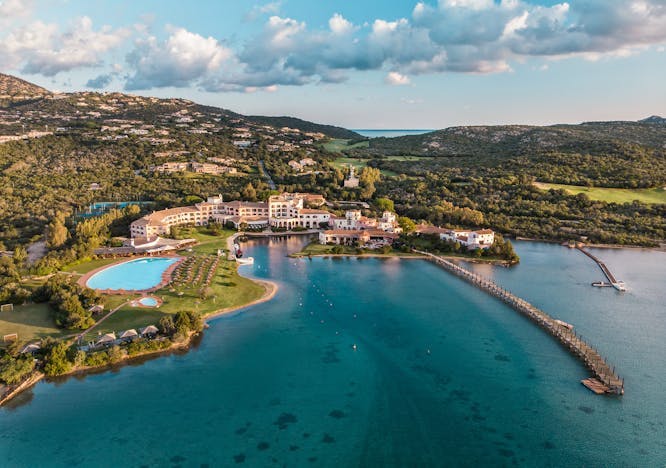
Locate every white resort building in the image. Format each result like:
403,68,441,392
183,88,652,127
416,225,495,250
129,192,330,238
439,229,495,249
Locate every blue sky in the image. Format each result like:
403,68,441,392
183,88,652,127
1,0,665,128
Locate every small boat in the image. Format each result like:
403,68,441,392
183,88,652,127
236,256,254,265
591,281,612,287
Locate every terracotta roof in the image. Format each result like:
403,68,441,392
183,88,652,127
299,209,330,214
415,224,450,235
366,230,399,238
475,229,494,235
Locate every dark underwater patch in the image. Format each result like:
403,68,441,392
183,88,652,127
329,409,346,419
274,412,298,430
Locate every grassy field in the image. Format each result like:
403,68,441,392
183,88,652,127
534,182,666,204
331,157,398,177
0,303,70,343
62,257,121,274
322,139,369,152
331,156,369,171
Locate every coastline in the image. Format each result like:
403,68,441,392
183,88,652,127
0,263,278,408
515,236,666,251
290,252,514,265
204,278,278,322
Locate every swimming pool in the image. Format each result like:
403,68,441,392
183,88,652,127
138,297,158,307
86,257,179,291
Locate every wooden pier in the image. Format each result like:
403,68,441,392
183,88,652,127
415,250,624,395
576,247,625,291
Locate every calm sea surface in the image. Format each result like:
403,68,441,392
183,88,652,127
353,129,433,138
1,238,665,466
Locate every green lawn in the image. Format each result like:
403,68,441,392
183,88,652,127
62,257,121,275
322,139,369,152
0,303,70,343
81,308,168,343
534,182,666,205
331,157,398,177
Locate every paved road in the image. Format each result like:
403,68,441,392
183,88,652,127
258,160,277,190
75,300,131,343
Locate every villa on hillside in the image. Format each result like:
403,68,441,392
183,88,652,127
343,165,359,188
129,192,330,237
416,225,495,250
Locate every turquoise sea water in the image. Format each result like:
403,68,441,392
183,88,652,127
2,238,665,466
86,257,178,291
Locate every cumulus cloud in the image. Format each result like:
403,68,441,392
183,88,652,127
329,13,355,35
188,3,666,91
0,0,32,20
385,71,411,85
244,1,282,22
32,0,660,92
0,16,129,76
125,27,232,90
86,73,114,89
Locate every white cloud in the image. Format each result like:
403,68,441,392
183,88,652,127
245,1,282,21
385,71,411,85
0,0,32,19
125,27,232,90
329,13,354,35
0,16,129,76
1,0,665,92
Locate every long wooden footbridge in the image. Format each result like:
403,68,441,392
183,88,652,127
415,250,624,395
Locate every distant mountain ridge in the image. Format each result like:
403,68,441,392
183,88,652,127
640,115,666,124
0,73,360,139
363,119,666,157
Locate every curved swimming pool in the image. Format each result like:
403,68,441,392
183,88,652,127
86,257,179,291
138,297,158,307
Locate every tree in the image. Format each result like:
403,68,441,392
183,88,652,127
242,182,257,201
47,213,69,249
398,216,416,233
0,354,35,384
12,246,27,268
43,342,73,376
159,315,175,336
375,198,394,212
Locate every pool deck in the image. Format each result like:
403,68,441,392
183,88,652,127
78,255,184,294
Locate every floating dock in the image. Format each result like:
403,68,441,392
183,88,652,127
576,247,625,291
415,250,624,395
